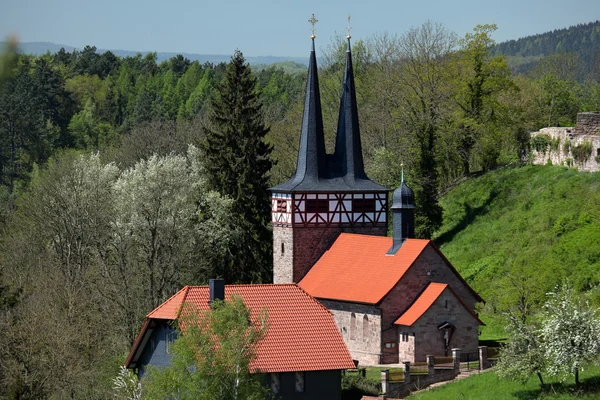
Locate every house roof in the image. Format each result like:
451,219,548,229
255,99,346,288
298,233,483,305
394,282,485,326
126,284,355,373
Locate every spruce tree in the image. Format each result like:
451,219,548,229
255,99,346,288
202,50,273,284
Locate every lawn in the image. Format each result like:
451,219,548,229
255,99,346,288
409,365,600,399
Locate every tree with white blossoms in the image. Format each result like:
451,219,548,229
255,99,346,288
495,313,546,385
539,283,600,386
113,366,142,400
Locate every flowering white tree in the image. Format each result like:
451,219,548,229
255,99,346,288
539,283,600,386
113,366,142,400
496,314,546,385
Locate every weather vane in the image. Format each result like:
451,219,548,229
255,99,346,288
347,14,352,39
309,14,318,39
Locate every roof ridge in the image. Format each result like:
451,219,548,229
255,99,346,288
146,285,189,318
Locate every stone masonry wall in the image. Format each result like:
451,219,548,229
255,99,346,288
273,227,294,284
576,112,600,135
273,225,387,284
398,290,479,362
530,113,600,173
320,300,382,365
379,244,480,363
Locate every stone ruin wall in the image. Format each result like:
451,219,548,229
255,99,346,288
530,112,600,172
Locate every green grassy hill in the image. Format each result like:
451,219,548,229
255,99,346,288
434,165,600,337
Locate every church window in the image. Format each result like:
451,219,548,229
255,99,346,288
306,199,328,213
350,313,357,340
362,315,369,340
295,371,305,392
353,198,376,213
281,242,285,255
445,300,448,309
277,199,287,213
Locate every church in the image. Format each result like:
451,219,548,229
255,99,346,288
269,31,484,365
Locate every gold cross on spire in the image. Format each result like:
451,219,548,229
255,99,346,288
346,14,352,39
309,14,318,39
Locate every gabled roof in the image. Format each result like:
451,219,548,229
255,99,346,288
126,284,355,373
298,233,483,304
394,282,484,326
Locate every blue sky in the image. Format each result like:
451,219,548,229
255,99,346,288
2,0,599,57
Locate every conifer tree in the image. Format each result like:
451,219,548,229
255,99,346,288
202,50,273,283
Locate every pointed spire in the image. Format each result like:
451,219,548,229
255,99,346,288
333,35,368,183
278,23,326,189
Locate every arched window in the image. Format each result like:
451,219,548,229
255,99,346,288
350,313,356,340
362,315,369,340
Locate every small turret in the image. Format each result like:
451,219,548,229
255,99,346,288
387,168,416,255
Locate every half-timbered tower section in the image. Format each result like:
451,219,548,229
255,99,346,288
270,37,389,284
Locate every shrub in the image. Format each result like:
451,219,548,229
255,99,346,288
565,158,573,167
572,141,593,164
550,137,561,151
563,140,572,154
531,134,551,153
595,155,600,163
546,159,553,166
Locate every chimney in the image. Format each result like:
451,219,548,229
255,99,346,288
387,171,416,255
209,279,225,308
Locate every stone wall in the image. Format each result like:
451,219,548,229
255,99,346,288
576,112,600,135
530,113,600,172
379,244,480,363
320,299,382,365
399,290,480,362
273,225,387,284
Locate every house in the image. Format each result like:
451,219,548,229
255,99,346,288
124,280,355,399
270,34,484,364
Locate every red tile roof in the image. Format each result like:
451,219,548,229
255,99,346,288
394,282,484,326
299,233,482,304
126,284,355,373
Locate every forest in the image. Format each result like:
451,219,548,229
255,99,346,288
0,20,599,398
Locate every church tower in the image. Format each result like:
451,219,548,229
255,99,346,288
270,19,389,283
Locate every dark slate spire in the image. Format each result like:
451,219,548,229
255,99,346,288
387,168,416,255
270,38,327,191
270,32,388,193
333,37,368,184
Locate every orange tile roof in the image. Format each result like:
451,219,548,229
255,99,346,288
299,234,430,304
126,284,355,373
394,282,484,326
299,233,483,304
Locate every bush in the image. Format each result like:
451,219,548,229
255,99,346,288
563,140,572,154
595,155,600,163
531,134,551,153
572,141,593,164
342,374,381,398
550,137,561,151
546,159,553,166
565,157,573,167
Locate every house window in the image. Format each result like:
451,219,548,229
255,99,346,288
271,373,280,394
385,342,397,348
295,371,305,392
306,199,328,213
353,198,376,213
362,315,369,340
445,299,448,309
165,330,177,355
277,199,287,213
350,313,357,340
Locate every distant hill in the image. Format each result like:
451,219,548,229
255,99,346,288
435,165,600,336
3,41,309,66
492,20,600,78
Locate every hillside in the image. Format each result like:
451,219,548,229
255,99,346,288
434,165,600,335
492,20,600,78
